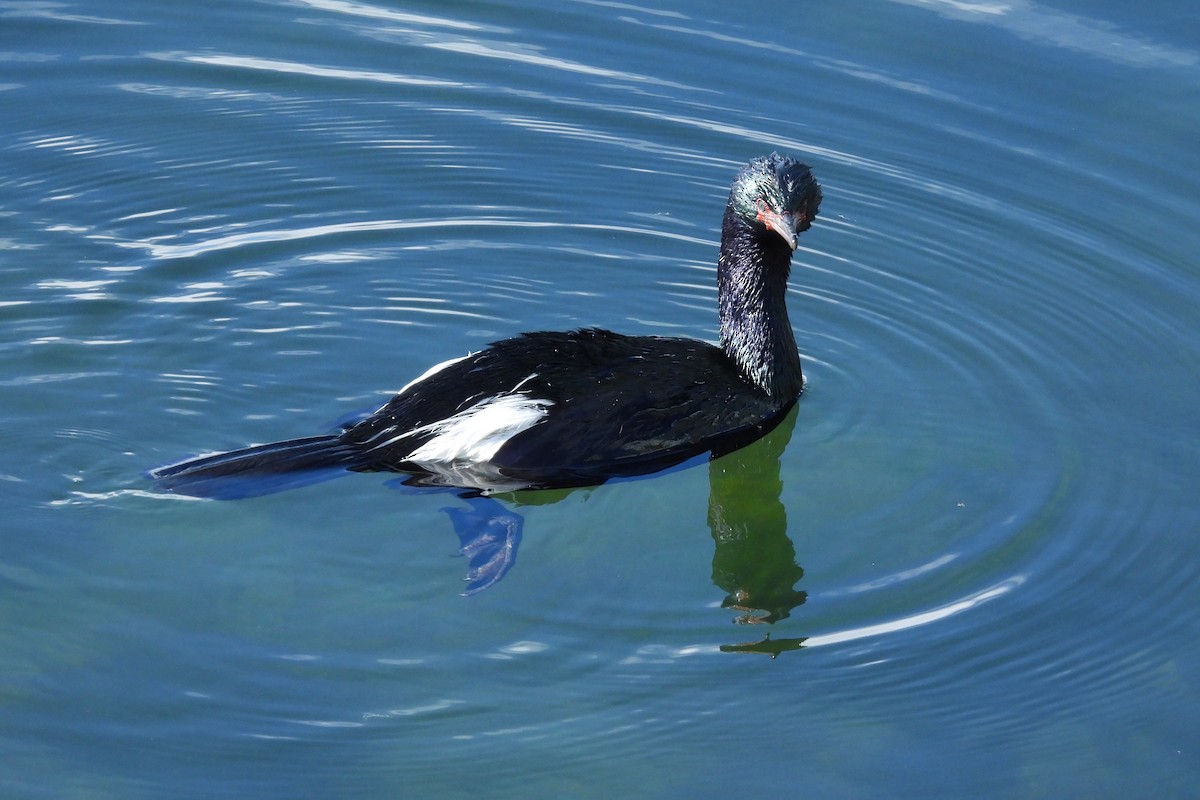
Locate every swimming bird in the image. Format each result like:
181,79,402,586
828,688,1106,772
151,154,822,498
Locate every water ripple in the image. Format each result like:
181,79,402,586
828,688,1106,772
112,217,709,261
805,576,1026,648
161,52,468,89
426,40,699,90
892,0,1200,69
293,0,500,32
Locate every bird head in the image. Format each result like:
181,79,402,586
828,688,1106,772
728,153,822,250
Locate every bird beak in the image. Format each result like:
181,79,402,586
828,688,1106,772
760,209,799,251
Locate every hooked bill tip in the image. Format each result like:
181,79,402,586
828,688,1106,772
761,209,799,250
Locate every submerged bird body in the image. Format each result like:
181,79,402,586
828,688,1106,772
151,154,822,497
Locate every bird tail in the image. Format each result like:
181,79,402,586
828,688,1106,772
149,435,365,499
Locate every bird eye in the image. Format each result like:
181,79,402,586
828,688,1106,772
755,197,771,219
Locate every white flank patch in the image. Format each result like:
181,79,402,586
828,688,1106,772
358,353,477,450
406,393,552,465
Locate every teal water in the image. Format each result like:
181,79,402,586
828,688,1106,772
2,1,1199,797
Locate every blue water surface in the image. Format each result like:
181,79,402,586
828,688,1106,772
2,1,1198,797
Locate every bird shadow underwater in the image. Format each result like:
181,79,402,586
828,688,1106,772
150,407,810,657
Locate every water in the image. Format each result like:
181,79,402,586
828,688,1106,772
3,1,1198,797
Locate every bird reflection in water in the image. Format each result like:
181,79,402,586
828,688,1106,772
707,406,808,658
438,405,808,657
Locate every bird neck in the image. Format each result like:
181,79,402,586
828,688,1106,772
717,205,804,402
